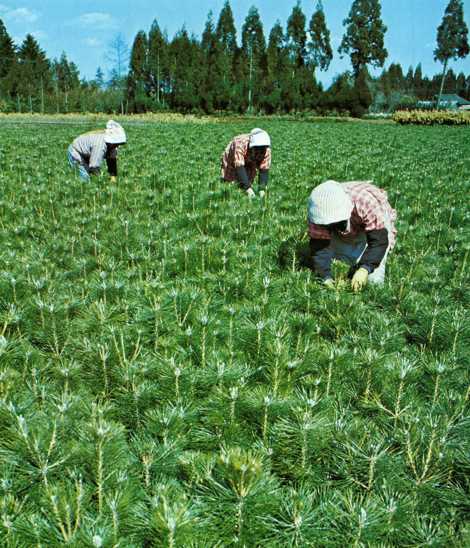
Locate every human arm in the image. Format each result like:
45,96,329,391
352,228,389,275
258,169,269,191
236,166,251,190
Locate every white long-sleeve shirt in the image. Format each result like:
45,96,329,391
69,131,117,171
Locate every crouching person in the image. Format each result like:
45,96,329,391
67,120,126,183
220,128,271,198
307,180,397,291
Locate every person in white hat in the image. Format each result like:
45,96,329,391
220,128,271,198
67,120,127,183
307,180,397,291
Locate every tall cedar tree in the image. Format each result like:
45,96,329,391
13,34,51,112
128,31,148,112
0,18,16,98
216,1,237,109
241,6,267,113
148,20,168,105
201,11,218,112
287,1,307,68
263,21,289,112
308,0,333,72
169,28,202,111
339,0,388,77
53,52,80,112
435,0,469,107
286,2,320,111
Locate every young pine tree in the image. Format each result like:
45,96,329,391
435,0,469,107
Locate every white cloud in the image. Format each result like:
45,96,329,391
4,7,39,23
30,29,47,40
78,12,116,29
84,37,103,47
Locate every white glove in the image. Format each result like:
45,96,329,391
259,190,266,198
246,188,256,198
324,278,335,288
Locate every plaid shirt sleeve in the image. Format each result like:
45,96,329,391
259,147,271,170
308,223,331,240
349,183,387,232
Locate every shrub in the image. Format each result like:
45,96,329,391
393,109,470,125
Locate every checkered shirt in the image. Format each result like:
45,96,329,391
220,134,271,182
308,181,397,248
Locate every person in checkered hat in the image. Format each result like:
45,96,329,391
307,180,397,291
220,128,271,198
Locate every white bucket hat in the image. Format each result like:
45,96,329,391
307,180,353,225
104,120,126,144
249,128,270,148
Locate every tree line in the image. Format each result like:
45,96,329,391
0,0,468,116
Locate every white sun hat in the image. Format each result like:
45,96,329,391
104,120,127,144
307,180,353,225
249,128,271,148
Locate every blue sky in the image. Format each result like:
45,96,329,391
2,0,470,86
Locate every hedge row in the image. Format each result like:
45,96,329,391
393,109,470,125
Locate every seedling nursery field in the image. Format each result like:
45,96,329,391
0,117,469,547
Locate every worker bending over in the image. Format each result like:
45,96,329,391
220,128,271,198
68,120,126,183
307,180,397,291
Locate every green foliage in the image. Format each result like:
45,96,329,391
339,0,388,77
0,118,469,545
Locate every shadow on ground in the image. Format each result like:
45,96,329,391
278,236,314,271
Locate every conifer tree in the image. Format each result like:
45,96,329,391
201,11,221,112
95,67,105,89
339,0,388,77
241,6,266,113
413,64,423,98
14,34,51,112
128,31,149,112
169,28,202,111
215,0,237,108
148,20,168,105
434,0,469,107
0,18,16,98
308,0,332,72
263,21,289,112
53,52,80,112
287,1,308,68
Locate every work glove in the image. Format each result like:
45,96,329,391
351,267,369,292
259,190,266,199
246,187,256,198
324,278,335,289
110,176,117,183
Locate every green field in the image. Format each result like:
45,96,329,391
0,118,469,546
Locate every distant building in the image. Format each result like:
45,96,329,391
435,94,470,110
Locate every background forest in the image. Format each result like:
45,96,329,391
1,0,469,117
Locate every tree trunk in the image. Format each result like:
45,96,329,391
437,59,448,109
